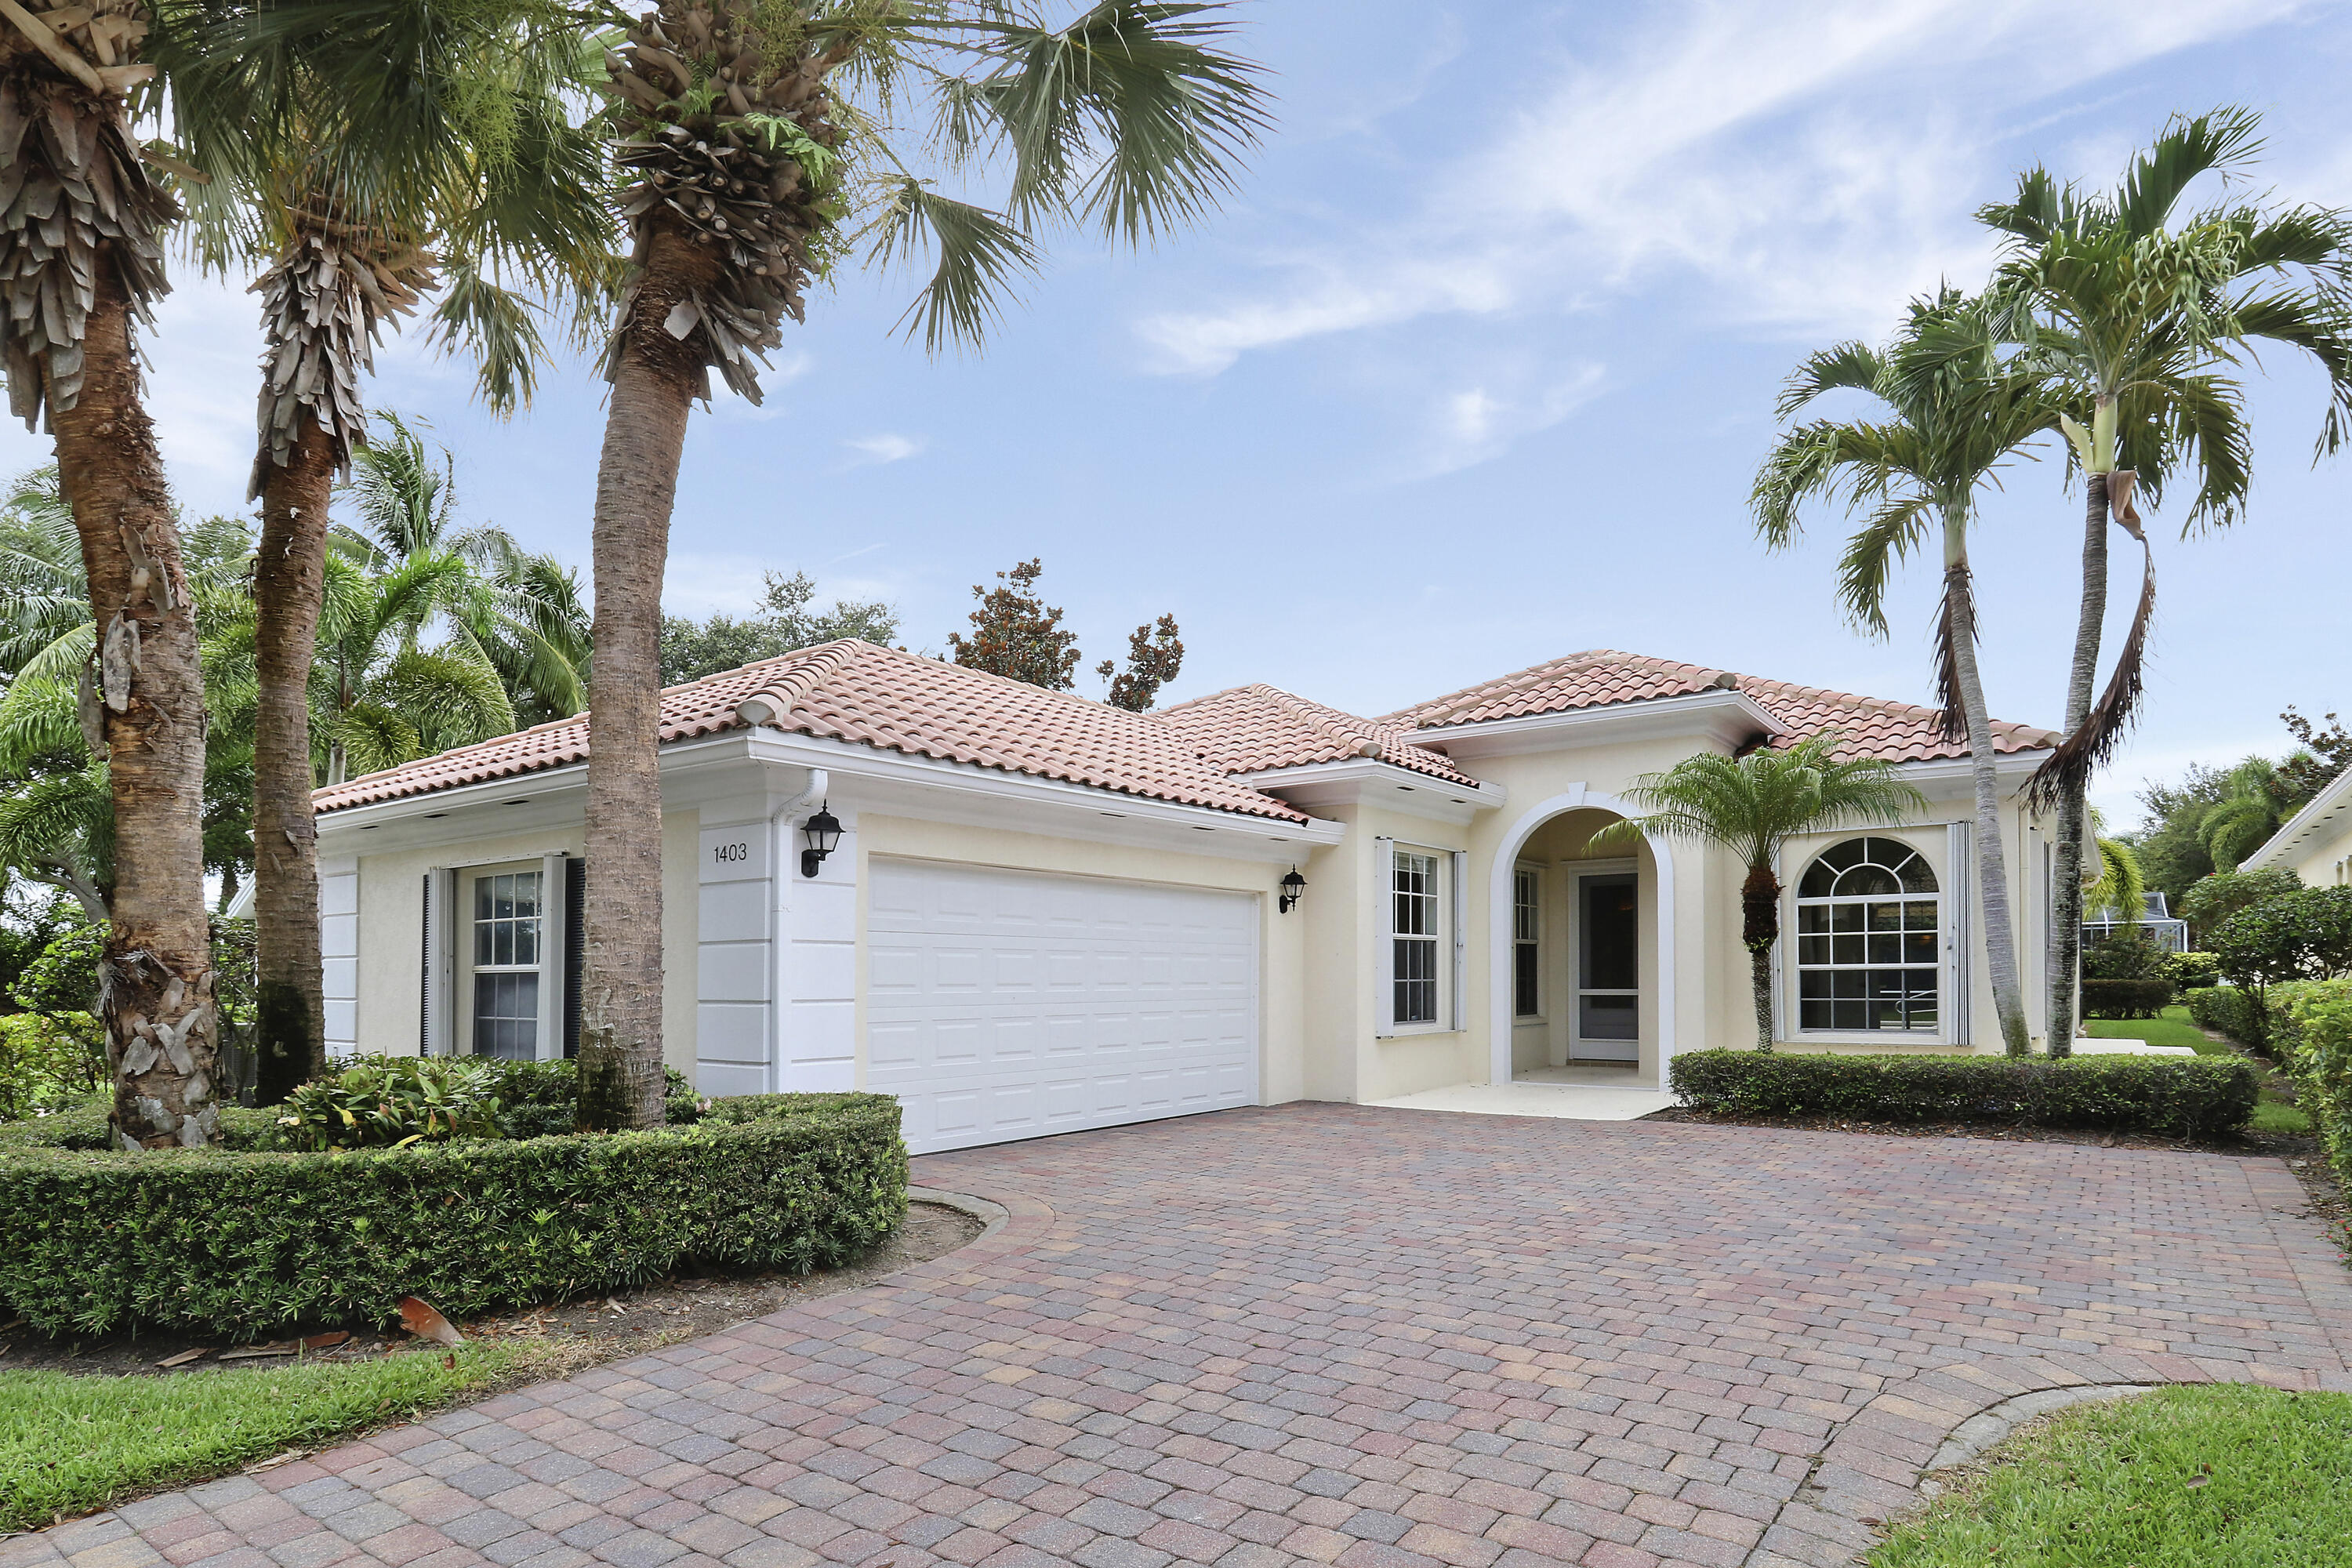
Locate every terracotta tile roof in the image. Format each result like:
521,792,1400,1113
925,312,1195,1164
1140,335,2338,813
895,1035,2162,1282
1388,650,2058,764
314,640,1312,823
1152,684,1484,789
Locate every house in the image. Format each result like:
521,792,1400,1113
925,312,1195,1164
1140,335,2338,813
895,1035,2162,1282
2244,764,2352,888
310,641,2062,1153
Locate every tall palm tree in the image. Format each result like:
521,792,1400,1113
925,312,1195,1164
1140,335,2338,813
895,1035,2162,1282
0,0,220,1147
2199,756,2292,874
1596,736,1926,1051
156,0,612,1102
1980,106,2352,1054
1753,292,2059,1056
576,0,1272,1127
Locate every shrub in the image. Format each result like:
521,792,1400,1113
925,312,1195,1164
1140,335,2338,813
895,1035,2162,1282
2209,887,2352,990
1668,1050,2257,1138
0,1014,103,1121
2180,867,2303,942
2281,979,2352,1192
2186,985,2265,1046
2081,978,2175,1019
2168,950,2223,993
0,1093,907,1338
0,1098,284,1152
281,1056,504,1150
2083,927,2169,982
469,1058,705,1138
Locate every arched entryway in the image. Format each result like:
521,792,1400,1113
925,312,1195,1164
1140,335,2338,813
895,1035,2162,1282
1486,790,1676,1088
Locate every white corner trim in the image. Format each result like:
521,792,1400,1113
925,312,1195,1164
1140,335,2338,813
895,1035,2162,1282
1486,789,1675,1089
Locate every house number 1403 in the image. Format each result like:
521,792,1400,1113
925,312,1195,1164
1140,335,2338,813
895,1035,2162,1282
712,841,751,864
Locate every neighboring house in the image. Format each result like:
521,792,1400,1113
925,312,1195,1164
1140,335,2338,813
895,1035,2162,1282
2082,891,2190,954
311,642,2060,1152
2244,765,2352,888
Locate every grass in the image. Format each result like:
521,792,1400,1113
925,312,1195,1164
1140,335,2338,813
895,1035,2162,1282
0,1345,554,1533
2085,1004,2311,1134
1872,1383,2352,1566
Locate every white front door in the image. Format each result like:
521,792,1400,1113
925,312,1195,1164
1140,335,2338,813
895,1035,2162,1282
1571,869,1641,1062
866,859,1259,1153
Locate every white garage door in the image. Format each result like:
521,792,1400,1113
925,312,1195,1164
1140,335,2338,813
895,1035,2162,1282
866,858,1259,1153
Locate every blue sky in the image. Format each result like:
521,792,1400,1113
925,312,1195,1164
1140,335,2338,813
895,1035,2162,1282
10,0,2350,827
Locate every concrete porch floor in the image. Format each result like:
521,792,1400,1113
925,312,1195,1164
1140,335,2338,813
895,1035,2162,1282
1371,1062,1678,1121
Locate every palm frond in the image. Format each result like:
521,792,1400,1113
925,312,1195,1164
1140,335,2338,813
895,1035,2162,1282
426,262,553,417
2115,106,2262,240
1834,494,1934,637
1774,341,1884,419
867,176,1040,353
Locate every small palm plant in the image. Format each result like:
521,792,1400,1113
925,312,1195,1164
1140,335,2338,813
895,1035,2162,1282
1596,735,1926,1051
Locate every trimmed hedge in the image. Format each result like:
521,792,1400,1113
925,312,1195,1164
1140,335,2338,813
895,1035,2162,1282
2081,978,2175,1019
2187,985,2265,1047
1669,1049,2257,1138
2277,979,2352,1196
0,1093,907,1339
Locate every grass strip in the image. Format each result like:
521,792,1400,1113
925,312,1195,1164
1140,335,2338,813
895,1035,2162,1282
1872,1383,2352,1567
0,1345,550,1534
2083,1004,2228,1056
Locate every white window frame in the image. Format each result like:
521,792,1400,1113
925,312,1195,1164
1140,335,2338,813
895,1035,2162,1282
454,858,566,1062
1791,835,1945,1039
1388,843,1450,1034
1512,865,1544,1020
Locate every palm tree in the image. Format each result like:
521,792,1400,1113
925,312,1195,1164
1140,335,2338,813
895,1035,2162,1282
1595,736,1926,1051
2199,757,2292,873
1980,106,2352,1054
0,0,220,1147
156,0,612,1102
1753,292,2059,1056
576,0,1272,1127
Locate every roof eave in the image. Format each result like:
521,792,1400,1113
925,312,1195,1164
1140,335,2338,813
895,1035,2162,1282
2245,763,2352,869
1410,688,1782,758
1236,757,1506,826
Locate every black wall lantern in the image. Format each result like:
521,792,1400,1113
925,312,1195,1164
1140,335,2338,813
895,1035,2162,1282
1278,866,1307,914
800,804,842,877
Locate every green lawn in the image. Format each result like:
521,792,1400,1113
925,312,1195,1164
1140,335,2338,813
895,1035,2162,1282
0,1346,544,1533
2083,1004,2227,1055
1873,1383,2352,1566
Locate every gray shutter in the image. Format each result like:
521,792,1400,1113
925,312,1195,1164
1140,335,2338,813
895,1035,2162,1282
564,858,586,1059
1373,837,1396,1038
421,868,455,1056
1450,849,1468,1033
536,855,568,1062
1945,822,1973,1047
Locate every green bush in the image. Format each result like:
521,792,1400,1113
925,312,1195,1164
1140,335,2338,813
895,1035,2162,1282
0,1014,103,1121
1669,1049,2257,1138
0,1093,907,1338
281,1056,503,1150
2083,928,2169,982
2280,979,2352,1194
2081,978,2175,1019
2210,887,2352,990
2180,867,2303,942
2168,950,2223,993
0,1097,284,1152
2187,985,2264,1046
467,1058,705,1138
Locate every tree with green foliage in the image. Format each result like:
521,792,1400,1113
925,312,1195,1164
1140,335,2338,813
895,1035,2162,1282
1755,289,2060,1057
2278,707,2352,806
1980,106,2352,1058
661,571,898,685
575,0,1269,1130
2180,866,2303,944
1597,735,1926,1051
2199,756,2296,874
949,557,1082,689
1098,614,1184,712
2124,761,2230,909
2210,887,2352,1003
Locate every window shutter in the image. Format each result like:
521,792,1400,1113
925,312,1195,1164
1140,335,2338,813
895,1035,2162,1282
537,855,569,1062
564,858,586,1058
1450,849,1468,1033
1373,837,1396,1038
419,869,453,1057
1945,822,1972,1047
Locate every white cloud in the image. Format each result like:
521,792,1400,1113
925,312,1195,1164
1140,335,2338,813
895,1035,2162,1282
843,432,924,465
1135,0,2304,374
1417,361,1607,477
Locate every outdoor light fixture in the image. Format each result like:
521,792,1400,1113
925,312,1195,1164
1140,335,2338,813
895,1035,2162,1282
800,804,842,877
1279,866,1307,914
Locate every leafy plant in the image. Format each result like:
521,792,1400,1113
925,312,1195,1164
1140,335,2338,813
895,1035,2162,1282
2169,950,2223,992
2186,985,2264,1047
2080,978,2175,1020
280,1055,503,1150
2209,887,2352,993
2083,925,2169,981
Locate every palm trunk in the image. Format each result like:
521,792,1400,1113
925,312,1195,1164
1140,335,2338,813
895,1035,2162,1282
1741,862,1779,1051
1941,531,2031,1058
2047,470,2110,1057
53,272,220,1149
251,417,337,1102
577,223,718,1131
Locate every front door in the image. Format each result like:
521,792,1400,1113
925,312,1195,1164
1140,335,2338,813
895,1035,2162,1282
1572,871,1639,1062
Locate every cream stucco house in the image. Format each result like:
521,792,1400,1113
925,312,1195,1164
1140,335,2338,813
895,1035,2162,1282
308,641,2062,1153
2245,763,2352,888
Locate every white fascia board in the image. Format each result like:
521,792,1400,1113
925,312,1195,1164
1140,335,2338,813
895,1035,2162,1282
2246,764,2352,869
1417,689,1782,757
1236,758,1506,826
1891,751,2053,791
744,730,1345,861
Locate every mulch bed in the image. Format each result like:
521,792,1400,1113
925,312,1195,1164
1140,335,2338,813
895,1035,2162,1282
0,1200,983,1380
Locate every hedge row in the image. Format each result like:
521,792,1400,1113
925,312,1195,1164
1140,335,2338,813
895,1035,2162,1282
1669,1049,2257,1138
2271,979,2352,1197
2080,978,2175,1019
2187,985,2265,1047
0,1093,907,1340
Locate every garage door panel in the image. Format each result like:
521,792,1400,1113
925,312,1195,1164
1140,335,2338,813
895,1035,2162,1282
868,859,1257,1153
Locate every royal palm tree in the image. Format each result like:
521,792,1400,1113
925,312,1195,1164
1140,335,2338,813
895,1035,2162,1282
156,0,612,1101
1596,736,1926,1051
1753,292,2060,1056
1980,106,2352,1054
576,0,1272,1127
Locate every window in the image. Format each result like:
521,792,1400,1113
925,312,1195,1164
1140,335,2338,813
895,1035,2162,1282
470,869,543,1059
1393,848,1440,1025
1513,868,1541,1018
1796,837,1939,1033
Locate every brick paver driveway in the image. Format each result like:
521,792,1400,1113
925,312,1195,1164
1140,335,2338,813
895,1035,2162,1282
13,1106,2352,1568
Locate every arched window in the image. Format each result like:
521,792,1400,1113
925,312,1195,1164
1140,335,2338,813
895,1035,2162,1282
1795,837,1940,1033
